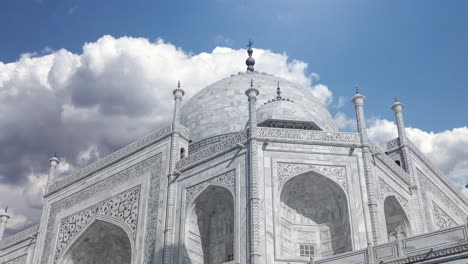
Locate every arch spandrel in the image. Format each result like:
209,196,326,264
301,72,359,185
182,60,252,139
58,218,134,264
384,195,411,242
378,178,411,221
276,162,347,194
277,170,352,259
185,185,235,264
184,170,236,209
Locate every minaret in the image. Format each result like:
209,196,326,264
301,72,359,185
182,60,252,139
0,206,10,240
162,81,185,264
46,153,60,192
352,86,381,245
391,97,425,233
245,79,265,264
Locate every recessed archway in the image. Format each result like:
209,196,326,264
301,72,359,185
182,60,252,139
60,219,132,264
279,172,352,259
186,185,234,264
384,196,410,241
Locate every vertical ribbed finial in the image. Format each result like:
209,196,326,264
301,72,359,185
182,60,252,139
246,39,255,72
276,81,282,100
355,85,360,94
178,80,180,89
4,206,7,213
395,96,399,102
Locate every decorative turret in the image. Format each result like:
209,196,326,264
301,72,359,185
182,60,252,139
391,97,407,151
351,86,381,245
0,206,10,240
172,80,185,128
162,80,185,264
47,153,60,192
245,79,265,264
391,97,425,233
264,82,293,104
246,39,255,72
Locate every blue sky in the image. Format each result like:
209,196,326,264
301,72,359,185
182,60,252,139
1,0,468,131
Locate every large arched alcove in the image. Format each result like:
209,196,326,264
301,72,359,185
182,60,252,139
60,219,132,264
384,196,410,241
186,185,234,264
280,172,351,259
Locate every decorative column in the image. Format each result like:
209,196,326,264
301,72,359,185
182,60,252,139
391,97,424,233
352,87,381,245
162,81,184,264
46,154,60,192
245,79,264,264
0,207,9,240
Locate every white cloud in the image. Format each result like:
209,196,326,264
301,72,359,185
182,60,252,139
0,35,334,234
0,35,465,237
334,111,356,131
367,119,468,189
310,83,333,106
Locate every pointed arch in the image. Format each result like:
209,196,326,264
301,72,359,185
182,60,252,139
384,195,411,241
58,216,134,264
279,171,352,259
186,185,235,264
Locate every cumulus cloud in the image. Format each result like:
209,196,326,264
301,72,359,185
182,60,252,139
0,35,333,234
367,119,468,188
0,35,464,237
330,112,467,191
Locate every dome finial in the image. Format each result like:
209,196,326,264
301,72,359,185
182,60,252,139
264,81,293,104
276,81,282,100
246,39,255,72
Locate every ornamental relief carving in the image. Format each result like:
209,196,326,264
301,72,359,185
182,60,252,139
49,126,171,192
432,202,457,230
185,169,236,207
277,162,347,191
257,127,360,143
378,178,410,218
385,138,400,150
176,131,247,169
41,154,162,264
418,172,466,221
55,186,141,262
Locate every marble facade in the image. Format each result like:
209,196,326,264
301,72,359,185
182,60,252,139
1,48,468,264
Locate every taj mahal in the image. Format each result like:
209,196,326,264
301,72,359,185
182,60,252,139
0,44,468,264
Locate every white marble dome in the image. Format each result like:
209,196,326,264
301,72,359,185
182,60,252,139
180,72,337,143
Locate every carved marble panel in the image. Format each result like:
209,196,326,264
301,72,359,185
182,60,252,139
432,202,457,230
258,127,360,143
0,225,39,249
185,169,236,207
55,186,140,262
176,131,247,169
385,138,400,151
419,172,466,221
378,178,410,218
40,154,162,264
368,143,410,184
277,162,347,191
49,126,171,193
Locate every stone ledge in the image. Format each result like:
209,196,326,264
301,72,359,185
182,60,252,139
0,224,39,250
47,124,173,195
